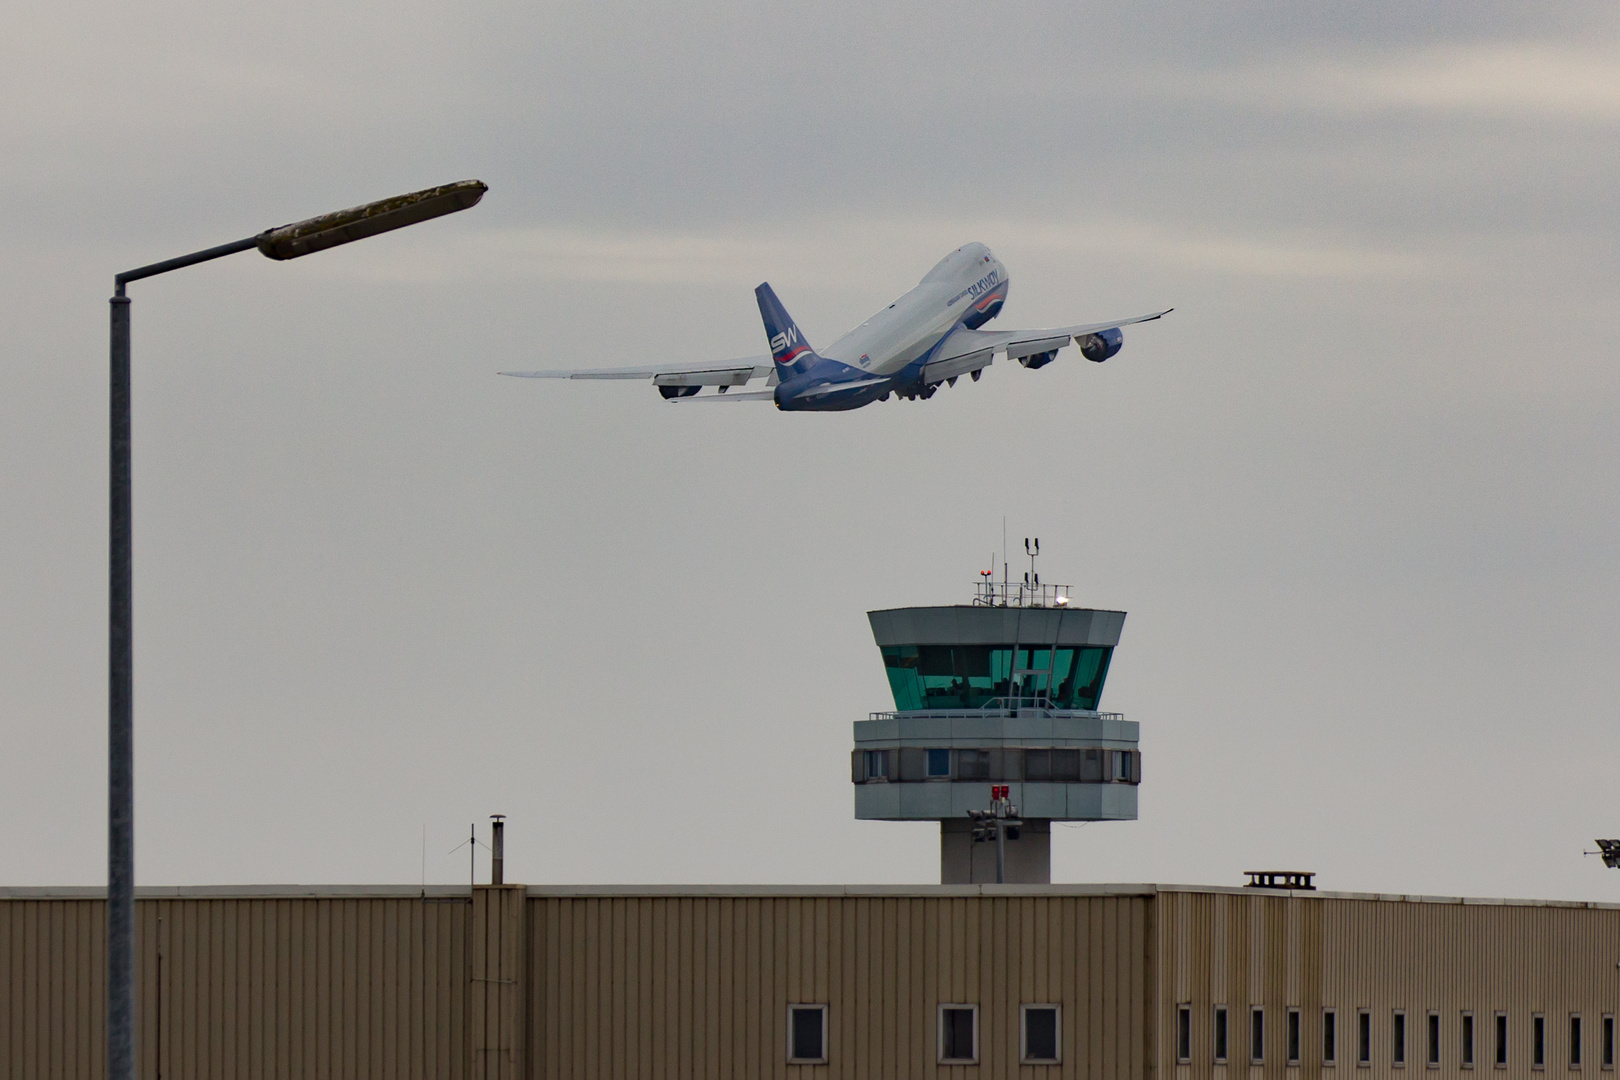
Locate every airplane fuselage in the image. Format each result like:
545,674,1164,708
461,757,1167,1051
773,243,1009,411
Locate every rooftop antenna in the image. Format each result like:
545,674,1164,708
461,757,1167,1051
1025,537,1040,589
1584,840,1620,868
1002,517,1008,594
448,824,489,890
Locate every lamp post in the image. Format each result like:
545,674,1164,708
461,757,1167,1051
106,179,486,1080
967,786,1022,885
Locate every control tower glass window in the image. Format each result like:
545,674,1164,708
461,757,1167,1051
881,644,1113,711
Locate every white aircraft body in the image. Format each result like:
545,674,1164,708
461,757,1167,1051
502,243,1169,412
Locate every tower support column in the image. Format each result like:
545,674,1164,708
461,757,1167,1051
941,819,1051,884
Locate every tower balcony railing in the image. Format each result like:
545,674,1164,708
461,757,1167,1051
972,579,1072,608
868,699,1124,722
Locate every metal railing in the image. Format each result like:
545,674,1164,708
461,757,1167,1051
972,579,1073,608
868,704,1124,722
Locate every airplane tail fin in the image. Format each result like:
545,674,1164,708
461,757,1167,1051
755,283,819,379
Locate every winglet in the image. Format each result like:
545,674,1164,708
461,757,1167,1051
755,283,820,380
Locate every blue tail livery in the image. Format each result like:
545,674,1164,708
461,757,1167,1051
755,283,819,379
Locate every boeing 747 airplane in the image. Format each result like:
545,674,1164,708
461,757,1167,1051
501,243,1168,412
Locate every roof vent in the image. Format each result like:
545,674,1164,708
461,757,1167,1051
1244,870,1315,891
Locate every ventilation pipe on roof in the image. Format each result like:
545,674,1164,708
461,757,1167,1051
490,815,505,885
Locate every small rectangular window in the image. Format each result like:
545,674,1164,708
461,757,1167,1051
1498,1014,1509,1068
1177,1004,1192,1064
1216,1006,1229,1063
1430,1013,1442,1067
1022,1005,1061,1064
926,748,951,777
1463,1012,1475,1068
1360,1010,1373,1066
1324,1009,1338,1066
1253,1007,1266,1064
1113,750,1131,781
956,750,989,782
787,1004,827,1064
1536,1015,1547,1069
1394,1011,1407,1066
1601,1015,1613,1069
1572,1016,1583,1069
866,749,889,780
1289,1008,1302,1065
939,1005,978,1064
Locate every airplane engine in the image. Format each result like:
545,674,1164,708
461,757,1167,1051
1018,349,1060,370
1077,327,1124,363
659,385,701,399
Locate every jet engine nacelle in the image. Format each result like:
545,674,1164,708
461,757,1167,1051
1077,327,1123,363
1018,349,1060,370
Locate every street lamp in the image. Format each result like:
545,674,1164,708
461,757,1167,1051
106,179,486,1080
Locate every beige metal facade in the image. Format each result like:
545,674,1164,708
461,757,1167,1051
1159,887,1620,1080
0,887,474,1080
3,884,1616,1080
526,888,1150,1080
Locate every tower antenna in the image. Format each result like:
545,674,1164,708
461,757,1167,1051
1002,517,1008,593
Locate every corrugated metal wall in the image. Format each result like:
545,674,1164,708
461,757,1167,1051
2,888,1153,1080
526,891,1153,1080
1,891,471,1080
1159,889,1620,1080
474,886,526,1080
10,886,1615,1080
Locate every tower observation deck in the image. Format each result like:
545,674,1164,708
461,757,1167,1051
853,575,1137,884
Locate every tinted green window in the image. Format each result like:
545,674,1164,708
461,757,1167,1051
1056,646,1112,709
881,644,1112,711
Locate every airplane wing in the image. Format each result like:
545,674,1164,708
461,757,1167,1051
930,309,1172,367
1018,309,1173,342
668,389,777,403
499,356,777,389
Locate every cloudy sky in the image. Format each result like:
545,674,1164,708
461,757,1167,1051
3,2,1618,900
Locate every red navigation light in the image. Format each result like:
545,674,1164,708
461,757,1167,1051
992,785,1009,800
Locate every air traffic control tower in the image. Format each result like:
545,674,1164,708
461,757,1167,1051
852,573,1138,884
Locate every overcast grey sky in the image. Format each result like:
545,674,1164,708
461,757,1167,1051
3,2,1618,900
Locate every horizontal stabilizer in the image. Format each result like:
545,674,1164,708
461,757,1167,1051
798,377,889,398
499,357,773,382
